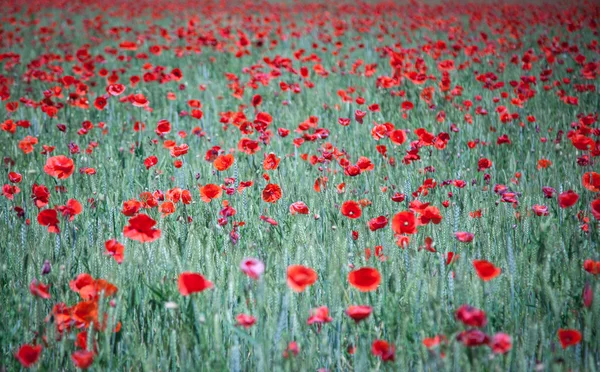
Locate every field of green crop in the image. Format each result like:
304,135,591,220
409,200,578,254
1,0,599,370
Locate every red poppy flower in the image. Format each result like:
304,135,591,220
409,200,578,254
532,204,549,216
155,119,171,134
70,273,95,293
71,350,94,369
558,190,579,208
214,154,234,171
348,267,381,292
104,239,124,264
262,183,282,203
181,190,192,204
456,329,489,346
389,129,407,145
2,184,20,200
19,135,38,154
368,215,388,231
159,201,176,217
199,184,223,203
455,304,487,327
107,84,125,96
371,340,395,362
238,137,260,154
477,158,492,172
44,155,75,180
345,305,372,323
455,231,474,243
240,258,265,280
178,272,214,296
557,329,582,349
287,265,318,292
77,278,118,300
123,214,161,243
419,206,443,225
341,200,362,219
307,306,333,325
236,314,257,328
490,333,512,354
38,209,60,233
144,155,158,169
391,211,417,235
263,153,281,170
57,198,83,221
170,144,189,157
283,341,299,358
592,199,600,220
15,344,42,368
29,279,51,299
94,96,107,110
583,259,600,275
8,171,22,183
582,172,600,192
289,201,309,215
122,199,141,216
423,335,447,349
472,259,502,281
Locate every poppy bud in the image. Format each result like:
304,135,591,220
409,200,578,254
41,260,51,275
583,282,593,308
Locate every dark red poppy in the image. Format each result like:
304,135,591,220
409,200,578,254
557,329,582,349
15,344,42,367
94,96,107,110
477,158,492,172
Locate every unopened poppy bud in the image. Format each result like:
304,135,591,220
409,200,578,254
41,260,51,275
